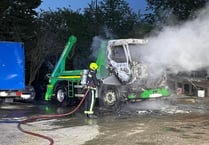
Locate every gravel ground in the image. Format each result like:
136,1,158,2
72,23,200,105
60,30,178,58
0,119,99,145
1,96,209,145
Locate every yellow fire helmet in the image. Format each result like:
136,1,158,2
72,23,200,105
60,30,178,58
89,62,98,71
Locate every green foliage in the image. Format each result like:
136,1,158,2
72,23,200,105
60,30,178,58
144,0,208,25
127,22,153,38
101,0,137,38
0,0,10,17
84,0,138,38
0,0,41,42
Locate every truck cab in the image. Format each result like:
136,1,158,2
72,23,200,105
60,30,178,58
99,38,169,109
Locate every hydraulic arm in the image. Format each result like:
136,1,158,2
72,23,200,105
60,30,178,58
45,35,82,100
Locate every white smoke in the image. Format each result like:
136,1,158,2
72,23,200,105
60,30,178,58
90,36,104,58
139,6,209,76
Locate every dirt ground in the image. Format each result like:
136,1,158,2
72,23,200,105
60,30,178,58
87,114,209,145
1,95,209,145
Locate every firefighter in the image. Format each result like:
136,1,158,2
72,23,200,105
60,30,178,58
84,62,100,118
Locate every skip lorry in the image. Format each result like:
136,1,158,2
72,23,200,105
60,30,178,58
44,35,170,109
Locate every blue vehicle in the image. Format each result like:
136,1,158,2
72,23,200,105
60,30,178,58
0,42,35,103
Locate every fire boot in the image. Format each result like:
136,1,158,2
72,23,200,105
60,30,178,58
88,114,98,119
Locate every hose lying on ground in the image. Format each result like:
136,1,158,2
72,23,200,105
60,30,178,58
17,88,90,145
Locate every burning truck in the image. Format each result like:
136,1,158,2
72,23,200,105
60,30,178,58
44,35,170,108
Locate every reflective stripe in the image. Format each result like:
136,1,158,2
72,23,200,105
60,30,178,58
84,111,94,114
84,89,95,115
89,90,95,113
58,76,81,79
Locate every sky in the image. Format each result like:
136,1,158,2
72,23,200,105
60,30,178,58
36,0,147,13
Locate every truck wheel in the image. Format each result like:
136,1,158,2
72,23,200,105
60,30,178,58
53,85,69,106
104,90,117,106
99,86,121,111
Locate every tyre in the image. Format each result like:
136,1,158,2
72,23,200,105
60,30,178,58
53,85,69,106
99,85,122,111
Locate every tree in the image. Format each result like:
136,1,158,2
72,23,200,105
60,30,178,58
127,22,153,38
28,23,60,85
0,0,41,41
84,0,137,38
144,0,208,25
0,0,10,17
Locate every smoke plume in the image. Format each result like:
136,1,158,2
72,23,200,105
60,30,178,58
139,6,209,76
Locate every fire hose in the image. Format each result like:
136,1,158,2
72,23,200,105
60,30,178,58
17,87,91,145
